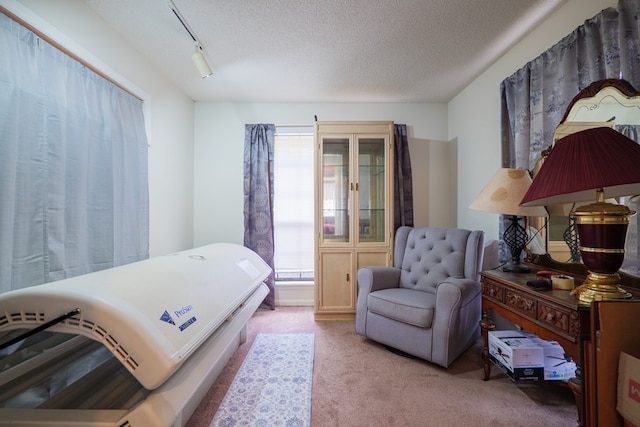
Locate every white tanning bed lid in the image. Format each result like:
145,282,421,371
0,243,271,390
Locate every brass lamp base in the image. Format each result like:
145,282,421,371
571,271,632,303
571,189,635,305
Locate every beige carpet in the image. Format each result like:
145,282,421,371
186,307,578,427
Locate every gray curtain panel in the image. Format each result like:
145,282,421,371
499,0,640,265
394,124,414,230
0,14,149,293
501,0,640,171
243,124,276,309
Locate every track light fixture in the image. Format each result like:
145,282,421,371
169,0,213,78
192,44,213,78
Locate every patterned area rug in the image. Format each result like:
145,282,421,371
210,333,315,427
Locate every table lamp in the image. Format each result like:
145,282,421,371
470,168,547,273
521,127,640,303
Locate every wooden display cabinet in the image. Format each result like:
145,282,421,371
314,122,394,320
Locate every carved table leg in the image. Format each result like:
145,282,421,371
479,310,496,381
567,368,583,426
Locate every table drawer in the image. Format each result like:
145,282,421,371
505,288,537,318
537,301,572,335
481,279,504,302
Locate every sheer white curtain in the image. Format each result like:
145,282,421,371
0,13,149,293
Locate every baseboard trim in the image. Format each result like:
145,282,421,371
275,282,314,306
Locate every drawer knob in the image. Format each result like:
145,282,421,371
546,313,555,321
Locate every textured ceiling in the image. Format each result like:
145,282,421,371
82,0,566,102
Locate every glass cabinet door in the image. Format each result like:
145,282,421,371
357,137,386,243
321,138,350,243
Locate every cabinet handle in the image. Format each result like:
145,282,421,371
355,183,359,191
346,273,350,282
350,183,354,191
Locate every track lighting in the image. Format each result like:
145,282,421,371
169,0,213,78
192,44,213,78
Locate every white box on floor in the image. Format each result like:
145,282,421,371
530,337,576,380
488,330,544,381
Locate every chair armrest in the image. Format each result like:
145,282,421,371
355,266,401,335
431,278,482,366
435,278,481,309
357,266,401,294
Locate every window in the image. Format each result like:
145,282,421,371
273,132,315,282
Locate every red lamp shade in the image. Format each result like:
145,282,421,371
521,127,640,206
520,126,640,303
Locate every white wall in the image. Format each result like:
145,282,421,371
8,0,196,256
450,0,617,242
193,102,449,246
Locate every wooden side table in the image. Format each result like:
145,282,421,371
479,267,589,424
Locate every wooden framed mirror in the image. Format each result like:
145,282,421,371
529,79,640,280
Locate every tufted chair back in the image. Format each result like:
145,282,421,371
394,226,483,293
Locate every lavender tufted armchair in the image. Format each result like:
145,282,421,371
356,226,485,368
